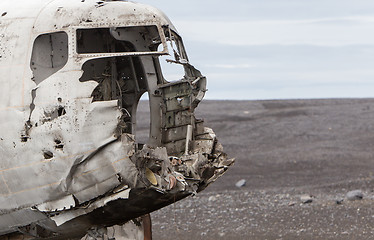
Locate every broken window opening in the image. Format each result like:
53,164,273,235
30,31,68,85
135,93,150,145
80,56,147,135
157,42,185,83
76,25,163,54
156,29,189,83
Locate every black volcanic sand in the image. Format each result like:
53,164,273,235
136,99,374,240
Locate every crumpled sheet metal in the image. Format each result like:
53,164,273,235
0,94,132,209
50,188,131,226
41,132,231,227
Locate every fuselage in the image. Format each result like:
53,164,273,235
0,1,233,239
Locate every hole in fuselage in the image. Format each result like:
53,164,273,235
43,150,54,159
57,106,66,116
21,136,28,142
55,139,64,150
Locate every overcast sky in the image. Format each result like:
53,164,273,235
139,0,374,100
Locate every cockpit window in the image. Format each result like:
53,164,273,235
76,26,163,54
157,41,186,82
156,28,189,83
30,31,68,84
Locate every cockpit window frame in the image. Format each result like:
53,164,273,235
30,31,69,85
72,23,169,59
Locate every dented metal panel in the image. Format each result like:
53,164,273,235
0,0,234,239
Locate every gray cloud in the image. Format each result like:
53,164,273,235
138,0,374,100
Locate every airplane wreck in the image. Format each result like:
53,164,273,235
0,0,234,239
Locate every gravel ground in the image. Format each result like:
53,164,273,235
153,189,374,240
137,99,374,239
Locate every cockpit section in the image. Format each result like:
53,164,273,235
73,24,207,150
0,2,234,237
